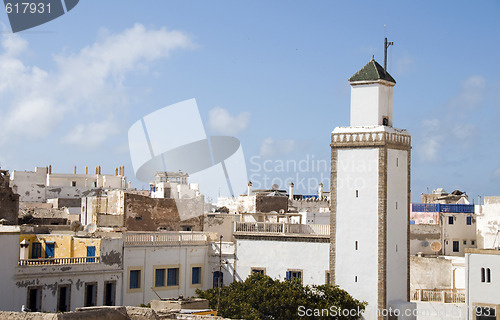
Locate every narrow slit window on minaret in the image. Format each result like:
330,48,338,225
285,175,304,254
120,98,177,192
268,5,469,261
355,276,358,283
356,190,358,198
396,245,398,252
355,241,358,250
396,202,398,209
396,158,399,167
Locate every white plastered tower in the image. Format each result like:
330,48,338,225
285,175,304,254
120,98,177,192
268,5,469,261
329,58,411,320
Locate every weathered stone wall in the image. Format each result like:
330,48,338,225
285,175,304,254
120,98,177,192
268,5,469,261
0,170,20,225
255,194,287,213
410,256,451,290
124,194,203,231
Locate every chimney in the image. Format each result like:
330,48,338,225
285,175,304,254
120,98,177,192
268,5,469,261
48,165,52,174
86,166,88,175
247,181,252,196
289,182,294,201
98,166,101,175
115,168,118,176
74,165,77,174
318,183,324,199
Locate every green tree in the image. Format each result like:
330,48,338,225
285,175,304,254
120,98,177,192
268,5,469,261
196,273,366,320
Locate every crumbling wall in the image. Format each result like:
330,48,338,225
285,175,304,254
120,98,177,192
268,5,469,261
124,194,203,231
0,170,20,225
255,195,288,213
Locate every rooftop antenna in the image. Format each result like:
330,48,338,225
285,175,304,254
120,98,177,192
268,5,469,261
384,26,394,72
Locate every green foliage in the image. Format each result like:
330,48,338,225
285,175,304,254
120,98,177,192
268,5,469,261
196,273,366,320
139,303,151,308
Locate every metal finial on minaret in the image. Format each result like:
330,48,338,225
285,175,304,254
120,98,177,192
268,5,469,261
384,37,394,72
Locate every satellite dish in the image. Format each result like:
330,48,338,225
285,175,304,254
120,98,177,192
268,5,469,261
271,184,279,190
70,221,82,233
431,241,442,252
84,222,97,234
421,241,429,247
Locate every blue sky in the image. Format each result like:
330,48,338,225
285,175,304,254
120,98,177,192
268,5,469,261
0,1,499,202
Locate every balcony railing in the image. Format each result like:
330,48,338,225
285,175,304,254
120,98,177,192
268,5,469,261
412,203,474,214
18,256,100,266
410,289,465,304
125,233,208,246
234,222,329,236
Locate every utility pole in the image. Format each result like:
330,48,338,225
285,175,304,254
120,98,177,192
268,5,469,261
216,234,223,314
384,37,394,72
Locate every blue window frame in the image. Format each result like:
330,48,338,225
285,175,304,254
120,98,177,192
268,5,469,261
213,271,223,288
45,243,55,258
86,246,95,262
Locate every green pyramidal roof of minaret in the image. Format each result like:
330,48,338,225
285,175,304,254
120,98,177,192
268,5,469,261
348,58,396,84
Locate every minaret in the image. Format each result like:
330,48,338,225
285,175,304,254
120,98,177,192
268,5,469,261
329,58,411,319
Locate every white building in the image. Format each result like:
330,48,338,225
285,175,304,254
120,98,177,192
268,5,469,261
233,221,330,285
122,231,234,307
330,58,413,319
0,226,123,313
10,166,128,202
476,196,500,250
465,249,500,320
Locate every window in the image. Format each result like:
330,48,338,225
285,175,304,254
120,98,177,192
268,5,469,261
286,270,302,282
45,243,55,258
32,242,42,259
27,287,42,312
396,202,398,210
453,241,459,252
382,117,389,126
154,268,166,288
182,226,192,231
463,240,467,245
86,246,96,263
355,276,358,282
487,268,491,283
251,268,265,275
129,269,142,291
57,285,71,312
467,216,472,225
448,216,454,225
84,283,97,307
213,271,223,288
71,181,76,187
355,190,358,198
167,268,179,287
325,271,330,285
192,266,202,285
103,281,116,306
355,241,358,250
472,240,475,246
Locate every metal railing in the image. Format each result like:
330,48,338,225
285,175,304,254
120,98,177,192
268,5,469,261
18,256,100,266
410,289,465,304
412,203,474,214
234,222,329,236
124,233,208,246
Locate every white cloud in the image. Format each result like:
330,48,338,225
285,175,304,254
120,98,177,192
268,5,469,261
395,56,414,75
0,24,193,147
417,119,445,162
207,106,250,135
61,120,120,147
259,137,297,157
450,75,486,111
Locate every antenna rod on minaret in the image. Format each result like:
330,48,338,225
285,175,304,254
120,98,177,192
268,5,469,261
384,37,394,72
